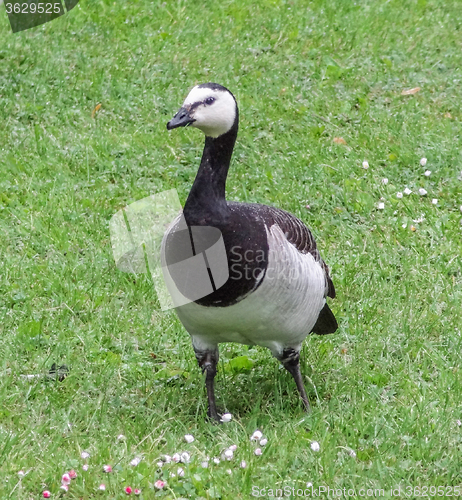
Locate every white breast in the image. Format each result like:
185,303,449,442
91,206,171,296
169,223,327,358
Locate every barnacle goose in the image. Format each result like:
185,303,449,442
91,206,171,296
163,83,337,421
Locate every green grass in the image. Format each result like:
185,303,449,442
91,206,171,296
1,0,462,497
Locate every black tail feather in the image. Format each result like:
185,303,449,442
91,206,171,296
311,303,338,335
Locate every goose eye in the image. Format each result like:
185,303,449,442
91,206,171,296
204,97,215,105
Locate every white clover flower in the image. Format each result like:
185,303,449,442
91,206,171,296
404,187,412,195
184,434,195,444
163,454,172,463
117,434,126,441
419,188,427,196
213,457,220,464
223,449,234,460
177,467,185,477
402,223,407,229
397,192,403,199
382,178,389,185
362,161,369,169
156,461,163,468
377,202,385,210
420,157,427,166
81,451,90,459
180,452,191,464
228,444,237,452
251,430,263,441
130,457,142,467
240,460,247,468
254,448,262,456
60,485,69,492
346,448,357,458
99,484,106,491
260,438,268,446
310,441,321,452
220,413,233,423
82,464,89,471
201,461,209,468
424,170,431,177
172,453,181,463
432,199,438,205
226,468,232,475
456,419,461,426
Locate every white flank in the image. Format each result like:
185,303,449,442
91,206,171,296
171,219,327,358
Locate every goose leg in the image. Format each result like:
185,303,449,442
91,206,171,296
281,348,311,412
195,348,220,422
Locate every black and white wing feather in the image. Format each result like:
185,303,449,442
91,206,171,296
262,206,337,335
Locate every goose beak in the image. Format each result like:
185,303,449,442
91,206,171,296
167,107,195,130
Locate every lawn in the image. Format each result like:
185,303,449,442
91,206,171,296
0,0,461,498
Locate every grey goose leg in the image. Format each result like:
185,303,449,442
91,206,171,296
195,348,220,422
281,348,311,412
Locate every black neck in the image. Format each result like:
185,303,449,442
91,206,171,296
183,119,238,223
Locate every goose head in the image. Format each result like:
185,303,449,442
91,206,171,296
167,83,238,138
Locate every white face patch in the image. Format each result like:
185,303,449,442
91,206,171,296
183,86,237,138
